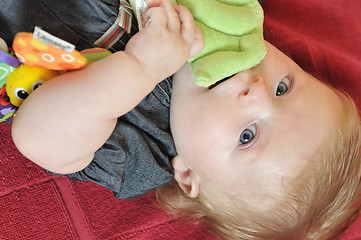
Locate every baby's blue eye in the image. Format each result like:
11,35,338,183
240,124,257,145
276,76,292,96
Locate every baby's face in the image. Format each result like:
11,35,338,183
170,42,344,196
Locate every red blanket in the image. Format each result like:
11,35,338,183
1,0,361,239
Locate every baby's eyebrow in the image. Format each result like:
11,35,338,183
208,74,236,89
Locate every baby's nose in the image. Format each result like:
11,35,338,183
237,74,271,108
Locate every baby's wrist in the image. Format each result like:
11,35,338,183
122,50,165,85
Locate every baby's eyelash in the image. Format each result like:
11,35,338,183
238,123,259,149
276,75,294,96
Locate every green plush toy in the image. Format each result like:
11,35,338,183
130,0,266,87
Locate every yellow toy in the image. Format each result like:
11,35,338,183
0,28,111,123
6,65,59,106
5,29,88,107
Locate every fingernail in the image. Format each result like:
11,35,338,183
145,19,151,27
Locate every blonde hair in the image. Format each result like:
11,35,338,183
157,91,361,240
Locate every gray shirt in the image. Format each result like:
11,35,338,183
67,78,176,199
0,0,176,199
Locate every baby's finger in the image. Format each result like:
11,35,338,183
147,0,180,31
189,27,205,58
145,6,168,28
174,5,196,46
164,2,181,32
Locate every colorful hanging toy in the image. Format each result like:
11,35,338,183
0,27,111,123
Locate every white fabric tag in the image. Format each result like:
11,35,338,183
135,0,149,30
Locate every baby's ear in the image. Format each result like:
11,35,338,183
172,156,200,198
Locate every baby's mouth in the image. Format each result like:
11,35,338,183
208,74,235,90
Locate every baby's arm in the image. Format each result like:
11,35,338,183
11,0,204,174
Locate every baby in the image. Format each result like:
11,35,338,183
8,0,361,239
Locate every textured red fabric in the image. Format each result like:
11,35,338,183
263,0,361,104
1,0,361,239
0,123,217,240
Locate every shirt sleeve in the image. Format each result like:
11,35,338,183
66,79,176,199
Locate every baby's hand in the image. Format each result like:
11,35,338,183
125,0,204,83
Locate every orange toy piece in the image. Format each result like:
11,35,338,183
12,32,87,70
